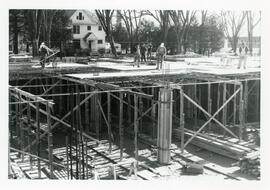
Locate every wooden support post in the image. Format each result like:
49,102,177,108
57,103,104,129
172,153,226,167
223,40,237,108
59,79,63,115
84,85,90,133
26,98,32,170
119,92,124,161
15,98,19,145
46,101,53,179
244,80,248,123
139,96,143,133
134,94,138,165
107,92,112,153
151,88,156,139
66,81,70,120
70,91,74,180
194,83,197,127
35,101,41,179
66,136,70,179
256,81,260,121
223,83,227,135
207,82,212,131
179,87,185,153
239,83,244,141
18,94,24,161
233,81,237,126
127,94,131,125
217,83,221,120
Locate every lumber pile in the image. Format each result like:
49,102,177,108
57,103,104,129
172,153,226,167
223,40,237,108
173,128,258,160
238,151,260,178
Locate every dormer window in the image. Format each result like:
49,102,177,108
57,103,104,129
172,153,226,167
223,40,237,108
78,12,83,20
87,26,91,30
98,26,102,31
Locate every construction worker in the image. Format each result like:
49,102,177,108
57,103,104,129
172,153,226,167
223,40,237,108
237,44,247,69
39,42,53,68
156,43,167,70
140,44,146,63
133,44,141,67
147,43,152,61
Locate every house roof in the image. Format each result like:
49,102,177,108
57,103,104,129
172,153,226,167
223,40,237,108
83,32,98,41
64,9,99,25
64,10,76,18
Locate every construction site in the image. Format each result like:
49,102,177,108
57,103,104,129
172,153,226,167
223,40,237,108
8,9,261,181
8,56,261,180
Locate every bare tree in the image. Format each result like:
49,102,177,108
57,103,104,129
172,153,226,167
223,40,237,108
246,11,261,55
145,10,170,44
9,10,25,54
95,10,117,57
221,11,246,53
41,10,57,47
25,10,43,56
117,10,144,53
169,10,197,54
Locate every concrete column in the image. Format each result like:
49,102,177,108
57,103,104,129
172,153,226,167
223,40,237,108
157,88,173,164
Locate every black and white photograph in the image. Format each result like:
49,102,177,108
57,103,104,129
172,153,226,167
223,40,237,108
3,0,269,187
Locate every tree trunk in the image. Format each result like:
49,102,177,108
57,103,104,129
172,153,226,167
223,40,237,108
32,39,39,57
13,14,19,54
231,36,238,54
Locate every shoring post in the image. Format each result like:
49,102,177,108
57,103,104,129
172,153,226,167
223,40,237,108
194,83,197,127
70,90,74,180
134,94,138,167
128,93,131,125
84,85,90,133
66,136,70,179
139,96,143,133
233,81,237,126
151,87,156,139
46,101,53,179
27,98,32,170
217,83,221,121
18,94,24,161
244,80,249,123
207,82,212,131
35,101,41,178
239,83,244,141
179,87,185,153
119,91,124,161
222,83,227,136
75,85,79,179
107,92,112,153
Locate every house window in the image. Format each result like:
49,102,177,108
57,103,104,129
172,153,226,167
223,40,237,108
78,12,83,20
98,26,102,31
73,39,81,49
98,40,103,44
73,25,80,34
87,26,91,30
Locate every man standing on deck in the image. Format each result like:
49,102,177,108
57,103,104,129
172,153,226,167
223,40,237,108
237,44,248,69
156,43,167,70
39,42,53,69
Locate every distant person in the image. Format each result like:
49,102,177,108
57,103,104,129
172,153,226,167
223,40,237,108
147,43,152,61
237,44,247,69
244,46,249,55
133,44,141,67
39,42,53,68
140,44,146,62
156,43,167,70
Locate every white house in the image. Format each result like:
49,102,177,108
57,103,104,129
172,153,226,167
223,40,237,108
66,10,106,52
